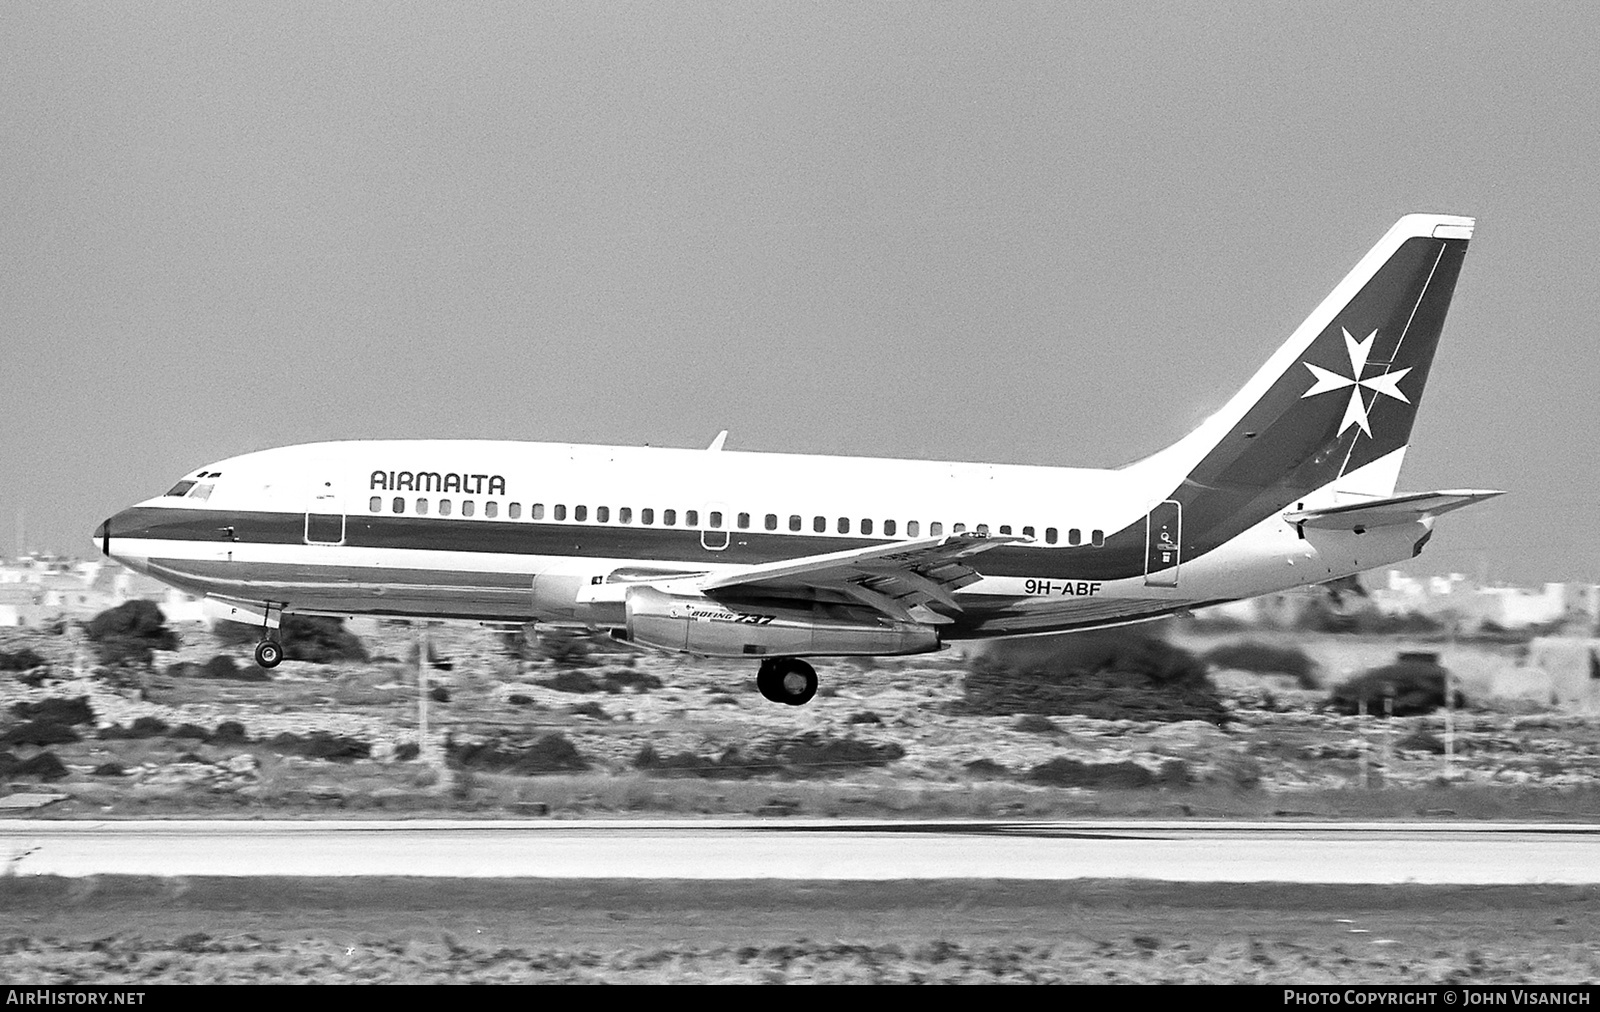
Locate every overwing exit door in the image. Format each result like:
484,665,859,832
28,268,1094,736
700,502,730,551
1144,500,1181,587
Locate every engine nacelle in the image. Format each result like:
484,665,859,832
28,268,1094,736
622,587,940,659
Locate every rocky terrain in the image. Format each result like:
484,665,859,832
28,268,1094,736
2,619,1598,819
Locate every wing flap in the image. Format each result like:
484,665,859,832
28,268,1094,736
1284,489,1505,532
698,532,1027,618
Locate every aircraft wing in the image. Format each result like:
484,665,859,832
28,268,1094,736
1283,489,1505,532
697,533,1028,623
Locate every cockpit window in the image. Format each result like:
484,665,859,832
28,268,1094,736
165,481,197,497
189,483,214,501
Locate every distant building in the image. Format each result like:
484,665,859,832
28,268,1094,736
0,554,204,626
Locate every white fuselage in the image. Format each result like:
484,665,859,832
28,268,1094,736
99,437,1427,643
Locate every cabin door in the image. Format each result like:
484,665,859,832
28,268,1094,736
304,472,346,546
1144,500,1181,587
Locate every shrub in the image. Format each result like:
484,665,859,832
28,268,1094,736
85,600,177,666
98,716,170,739
541,670,602,694
10,697,94,727
166,655,270,681
634,733,905,780
11,751,68,781
1203,641,1318,688
598,668,663,693
1027,757,1188,789
267,732,371,761
1013,714,1057,733
528,628,593,667
0,722,79,746
960,630,1227,724
964,758,1012,777
1326,659,1464,716
280,616,368,663
1397,729,1447,753
209,720,249,744
0,647,47,672
448,733,589,774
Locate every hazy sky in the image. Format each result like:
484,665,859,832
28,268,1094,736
3,2,1596,585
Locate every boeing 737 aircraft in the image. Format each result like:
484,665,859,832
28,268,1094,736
94,213,1500,705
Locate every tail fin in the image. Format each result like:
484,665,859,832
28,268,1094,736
1117,214,1474,563
1128,213,1473,501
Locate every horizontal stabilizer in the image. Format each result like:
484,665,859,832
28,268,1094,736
1283,489,1505,532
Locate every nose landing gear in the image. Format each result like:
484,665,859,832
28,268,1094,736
253,638,284,669
253,603,284,668
756,657,818,706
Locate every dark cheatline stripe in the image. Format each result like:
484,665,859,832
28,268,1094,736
109,506,1157,581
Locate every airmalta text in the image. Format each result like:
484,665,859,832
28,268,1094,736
370,471,506,496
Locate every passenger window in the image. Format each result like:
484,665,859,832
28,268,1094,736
686,510,699,526
1068,528,1081,546
929,522,943,536
554,505,566,521
953,523,966,534
737,512,749,529
1045,527,1058,544
709,511,722,528
907,521,920,537
392,497,405,513
485,502,498,518
509,503,522,519
532,503,544,520
765,514,777,531
369,497,381,513
861,519,873,536
976,524,989,536
619,507,632,524
1023,526,1035,538
664,509,676,525
574,505,586,522
596,506,609,522
838,517,850,534
999,525,1011,535
883,519,896,537
1092,529,1105,547
642,508,654,525
789,515,802,532
417,499,429,516
440,500,452,516
462,501,475,517
813,516,826,533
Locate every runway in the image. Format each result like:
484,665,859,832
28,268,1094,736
4,819,1599,883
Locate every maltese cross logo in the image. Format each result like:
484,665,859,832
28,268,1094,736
1301,328,1411,437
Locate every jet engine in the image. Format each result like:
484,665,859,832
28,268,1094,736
621,586,940,659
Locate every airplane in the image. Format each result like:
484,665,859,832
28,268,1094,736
94,213,1501,705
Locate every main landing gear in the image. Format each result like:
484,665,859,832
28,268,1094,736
756,657,818,706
